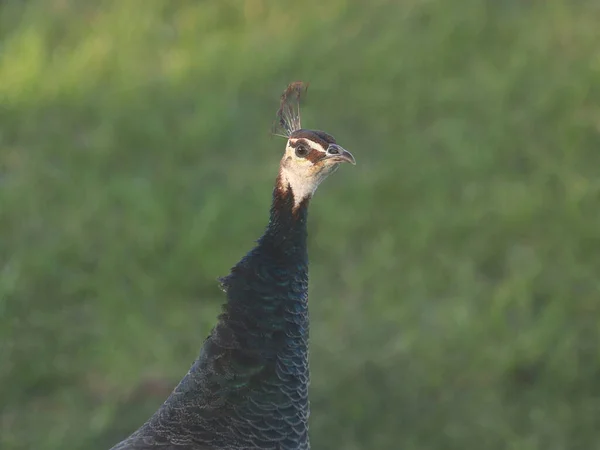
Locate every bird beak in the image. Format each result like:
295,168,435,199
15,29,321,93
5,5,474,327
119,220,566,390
326,144,356,165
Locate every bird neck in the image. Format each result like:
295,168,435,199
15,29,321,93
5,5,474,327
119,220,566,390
262,174,311,251
130,173,313,449
218,172,312,337
210,175,312,446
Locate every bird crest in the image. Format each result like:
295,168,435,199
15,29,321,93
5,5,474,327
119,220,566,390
272,81,309,138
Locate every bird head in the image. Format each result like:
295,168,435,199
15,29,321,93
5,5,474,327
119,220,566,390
272,82,356,205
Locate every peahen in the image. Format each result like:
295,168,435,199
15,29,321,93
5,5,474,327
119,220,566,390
109,82,356,450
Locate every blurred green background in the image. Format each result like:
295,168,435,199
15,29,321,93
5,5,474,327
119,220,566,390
1,0,600,449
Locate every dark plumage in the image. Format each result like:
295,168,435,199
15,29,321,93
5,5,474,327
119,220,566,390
110,82,355,450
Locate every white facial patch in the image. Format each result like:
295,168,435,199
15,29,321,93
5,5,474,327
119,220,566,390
278,139,337,207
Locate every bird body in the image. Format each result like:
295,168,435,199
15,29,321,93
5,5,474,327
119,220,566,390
110,83,355,450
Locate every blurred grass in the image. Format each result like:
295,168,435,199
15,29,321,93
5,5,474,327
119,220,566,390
1,0,600,449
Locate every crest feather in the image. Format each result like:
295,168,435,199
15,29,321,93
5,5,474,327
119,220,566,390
272,81,308,138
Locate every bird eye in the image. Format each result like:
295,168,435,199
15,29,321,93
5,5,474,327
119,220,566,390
295,145,309,158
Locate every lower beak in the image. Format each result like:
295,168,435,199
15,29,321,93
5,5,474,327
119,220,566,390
327,145,356,165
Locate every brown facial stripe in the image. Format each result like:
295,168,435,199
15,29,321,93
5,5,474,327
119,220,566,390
289,129,336,148
306,148,326,163
288,139,327,163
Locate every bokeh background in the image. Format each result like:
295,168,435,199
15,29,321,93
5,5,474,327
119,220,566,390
2,1,600,449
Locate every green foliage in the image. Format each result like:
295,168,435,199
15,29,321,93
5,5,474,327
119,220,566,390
1,0,600,449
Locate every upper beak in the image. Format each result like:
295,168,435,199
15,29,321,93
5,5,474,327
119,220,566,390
326,144,356,165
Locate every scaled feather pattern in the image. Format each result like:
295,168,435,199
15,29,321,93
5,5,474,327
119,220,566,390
110,174,312,450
